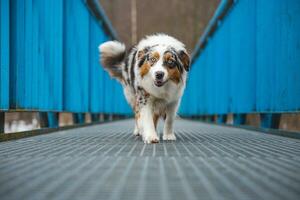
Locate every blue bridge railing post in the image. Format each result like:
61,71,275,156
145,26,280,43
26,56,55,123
217,114,227,123
91,114,100,122
47,112,59,128
260,113,281,129
39,113,48,128
0,112,4,133
39,112,59,128
206,115,215,122
233,114,246,125
73,113,86,124
103,114,110,121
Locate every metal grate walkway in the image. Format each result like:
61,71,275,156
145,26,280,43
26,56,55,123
1,119,300,200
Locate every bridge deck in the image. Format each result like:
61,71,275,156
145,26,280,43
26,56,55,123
1,119,300,200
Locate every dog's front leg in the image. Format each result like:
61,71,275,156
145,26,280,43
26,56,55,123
163,102,178,141
139,103,159,144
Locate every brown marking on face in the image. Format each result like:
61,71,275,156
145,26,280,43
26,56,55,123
163,52,181,84
149,52,160,66
178,50,190,71
167,67,181,84
139,51,160,78
140,63,150,78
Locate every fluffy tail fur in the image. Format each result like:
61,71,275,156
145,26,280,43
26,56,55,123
98,41,126,82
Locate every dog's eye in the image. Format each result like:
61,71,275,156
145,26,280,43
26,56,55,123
150,57,157,63
167,60,176,67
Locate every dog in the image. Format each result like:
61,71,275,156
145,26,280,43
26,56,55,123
99,33,190,143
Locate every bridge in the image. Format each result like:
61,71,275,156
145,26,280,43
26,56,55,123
1,0,300,199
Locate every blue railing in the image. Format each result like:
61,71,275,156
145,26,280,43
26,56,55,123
0,0,9,110
180,0,300,127
1,0,300,132
0,0,131,115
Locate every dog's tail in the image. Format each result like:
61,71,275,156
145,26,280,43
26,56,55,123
98,41,126,82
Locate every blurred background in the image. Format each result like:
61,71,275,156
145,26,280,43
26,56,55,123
99,0,220,52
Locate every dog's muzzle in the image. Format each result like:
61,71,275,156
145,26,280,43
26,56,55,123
154,71,166,87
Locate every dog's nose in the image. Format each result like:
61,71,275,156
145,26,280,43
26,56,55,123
155,71,165,80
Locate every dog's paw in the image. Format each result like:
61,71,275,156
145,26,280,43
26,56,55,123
143,134,159,144
163,133,176,141
133,128,140,136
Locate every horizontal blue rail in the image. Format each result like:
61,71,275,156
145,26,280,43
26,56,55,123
0,0,131,114
180,0,300,116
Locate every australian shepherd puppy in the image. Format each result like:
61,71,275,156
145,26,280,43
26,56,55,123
99,33,190,144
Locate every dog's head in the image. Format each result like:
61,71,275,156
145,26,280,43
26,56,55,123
136,34,190,88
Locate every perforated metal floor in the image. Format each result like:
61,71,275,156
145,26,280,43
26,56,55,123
0,119,300,200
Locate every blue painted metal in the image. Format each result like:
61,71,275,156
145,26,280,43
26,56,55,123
0,0,131,115
0,112,4,133
9,0,63,111
233,114,246,125
217,115,227,123
63,0,90,112
73,113,85,124
39,113,49,128
39,112,58,128
89,14,108,114
91,114,100,122
0,0,10,110
47,113,59,128
256,0,300,112
181,0,300,116
206,116,215,123
260,113,281,129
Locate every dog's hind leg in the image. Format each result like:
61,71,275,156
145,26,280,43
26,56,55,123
133,125,139,136
133,108,141,136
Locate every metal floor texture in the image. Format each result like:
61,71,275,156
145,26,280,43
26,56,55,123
0,119,300,200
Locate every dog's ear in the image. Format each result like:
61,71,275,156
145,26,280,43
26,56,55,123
178,50,190,72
